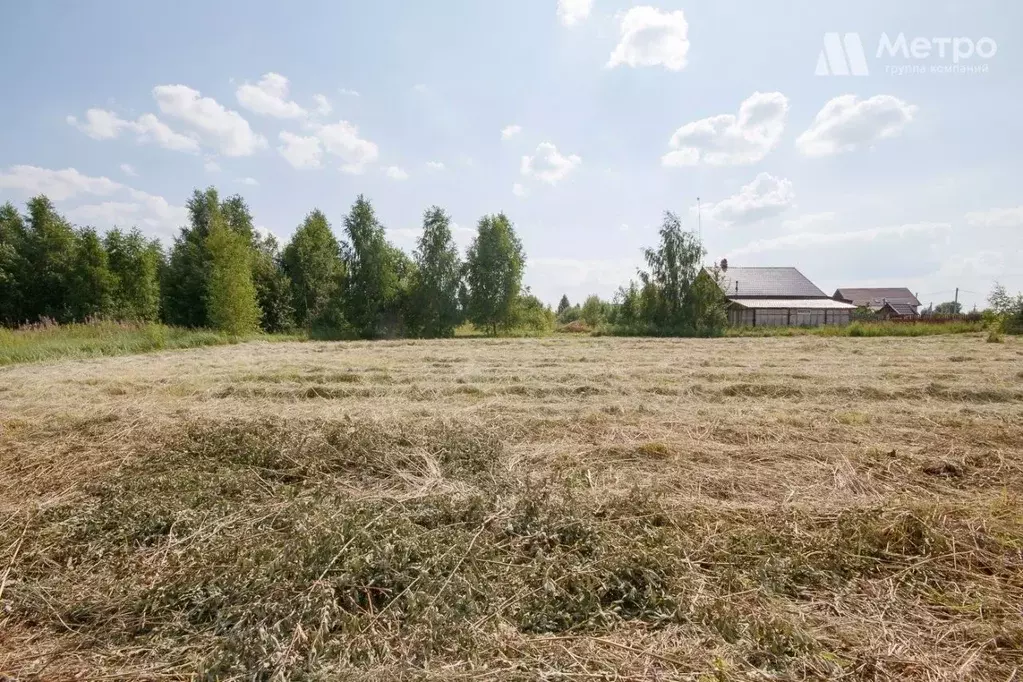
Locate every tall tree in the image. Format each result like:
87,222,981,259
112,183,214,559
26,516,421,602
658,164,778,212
68,228,115,320
282,210,345,328
162,188,221,327
464,213,524,335
341,196,399,338
0,202,27,325
21,196,77,322
104,228,163,321
205,213,261,335
409,206,462,337
934,301,962,315
556,294,571,317
252,232,295,333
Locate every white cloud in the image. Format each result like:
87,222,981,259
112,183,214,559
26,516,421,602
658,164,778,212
558,0,593,26
119,163,137,177
204,158,222,173
607,6,690,71
501,124,522,140
312,121,379,173
732,222,949,256
277,131,323,169
521,142,581,185
0,165,124,201
512,183,528,197
240,177,259,186
425,161,445,171
312,94,332,116
0,165,186,239
338,88,360,97
662,92,789,167
796,94,917,157
965,206,1023,229
703,173,795,226
782,212,836,232
67,108,200,153
153,84,266,156
385,166,409,181
412,84,428,94
236,72,307,119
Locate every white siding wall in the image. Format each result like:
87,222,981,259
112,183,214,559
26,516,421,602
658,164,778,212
728,306,851,327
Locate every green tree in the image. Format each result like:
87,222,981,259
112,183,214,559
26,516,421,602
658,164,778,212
282,210,345,328
205,214,261,335
341,196,399,338
104,228,163,321
464,213,524,335
511,292,555,334
580,294,606,327
0,202,27,326
934,300,962,315
409,206,462,337
162,188,221,327
556,294,571,317
252,232,295,333
21,196,77,322
68,228,115,320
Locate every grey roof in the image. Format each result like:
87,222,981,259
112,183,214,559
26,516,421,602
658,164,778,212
881,302,917,316
834,287,921,308
708,267,828,298
729,298,856,310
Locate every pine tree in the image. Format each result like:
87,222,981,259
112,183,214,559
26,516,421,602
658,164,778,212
282,210,345,328
556,294,571,317
410,206,462,337
464,213,524,335
68,228,115,320
205,214,261,335
341,196,399,338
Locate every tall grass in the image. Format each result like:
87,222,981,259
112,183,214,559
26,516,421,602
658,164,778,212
0,321,303,366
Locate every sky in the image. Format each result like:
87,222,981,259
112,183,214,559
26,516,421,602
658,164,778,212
0,0,1020,310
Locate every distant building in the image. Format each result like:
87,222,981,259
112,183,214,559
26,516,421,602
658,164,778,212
702,265,855,327
833,288,921,317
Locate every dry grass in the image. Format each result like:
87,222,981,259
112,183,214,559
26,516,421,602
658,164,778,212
1,335,1022,680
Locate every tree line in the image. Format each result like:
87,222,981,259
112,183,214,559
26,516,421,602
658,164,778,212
0,189,551,337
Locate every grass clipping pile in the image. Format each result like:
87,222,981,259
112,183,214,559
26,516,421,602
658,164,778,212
1,335,1022,680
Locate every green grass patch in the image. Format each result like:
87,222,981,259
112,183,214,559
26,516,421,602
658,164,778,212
0,321,304,366
726,321,985,337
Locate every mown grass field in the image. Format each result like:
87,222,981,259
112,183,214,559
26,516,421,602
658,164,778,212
1,334,1022,680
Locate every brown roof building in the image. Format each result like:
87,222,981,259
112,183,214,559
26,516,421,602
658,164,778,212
702,266,855,327
833,288,921,316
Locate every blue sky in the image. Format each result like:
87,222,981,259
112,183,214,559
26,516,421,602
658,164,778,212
1,0,1020,309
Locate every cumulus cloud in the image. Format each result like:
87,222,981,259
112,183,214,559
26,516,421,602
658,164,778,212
277,131,323,169
236,72,307,119
67,108,200,153
512,182,528,198
607,6,690,71
313,121,379,174
703,173,795,226
796,94,917,157
154,84,266,156
425,161,445,171
239,177,259,186
203,158,222,173
557,0,593,26
338,88,360,97
311,94,332,116
501,124,522,140
521,142,581,185
385,166,409,180
0,165,186,238
965,206,1023,229
120,163,137,177
662,92,789,167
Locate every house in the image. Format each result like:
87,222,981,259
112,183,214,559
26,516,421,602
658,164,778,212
702,264,856,327
877,301,919,320
832,287,921,317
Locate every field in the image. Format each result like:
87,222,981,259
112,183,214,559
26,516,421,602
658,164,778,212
1,334,1022,680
